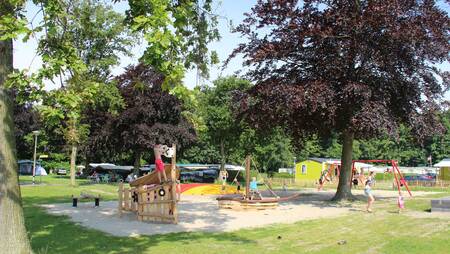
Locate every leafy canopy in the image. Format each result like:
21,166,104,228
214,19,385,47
118,0,221,87
231,0,450,142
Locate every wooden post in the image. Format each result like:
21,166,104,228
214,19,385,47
118,181,123,217
245,155,250,200
124,188,130,210
170,143,178,223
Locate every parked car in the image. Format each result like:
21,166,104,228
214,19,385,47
56,168,67,175
404,174,434,182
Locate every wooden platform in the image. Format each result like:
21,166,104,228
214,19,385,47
130,164,179,187
217,193,300,210
217,198,279,210
431,196,450,212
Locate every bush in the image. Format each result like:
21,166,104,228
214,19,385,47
272,172,295,178
41,160,70,173
374,173,394,181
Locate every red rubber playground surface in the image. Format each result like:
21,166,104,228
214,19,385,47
180,183,208,193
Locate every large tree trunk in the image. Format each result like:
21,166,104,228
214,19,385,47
332,130,355,201
70,144,77,186
0,36,33,252
133,150,141,176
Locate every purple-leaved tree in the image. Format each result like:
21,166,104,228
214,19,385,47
230,0,450,200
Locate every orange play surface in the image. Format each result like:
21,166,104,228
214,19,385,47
180,183,237,195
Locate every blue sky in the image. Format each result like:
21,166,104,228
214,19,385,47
13,0,449,97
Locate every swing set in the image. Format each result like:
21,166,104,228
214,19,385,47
317,159,413,197
351,160,412,197
317,162,341,191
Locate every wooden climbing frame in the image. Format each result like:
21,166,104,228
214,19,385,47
118,144,179,224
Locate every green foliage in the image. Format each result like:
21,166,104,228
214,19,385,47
272,172,294,178
124,0,220,87
428,110,450,163
374,173,394,181
7,0,130,159
0,12,29,40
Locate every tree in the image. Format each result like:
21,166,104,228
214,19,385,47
230,0,449,200
0,0,33,252
109,64,196,174
11,0,133,186
201,76,252,170
118,0,220,87
428,110,450,164
13,93,42,159
251,128,294,173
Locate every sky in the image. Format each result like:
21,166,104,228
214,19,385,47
13,0,450,97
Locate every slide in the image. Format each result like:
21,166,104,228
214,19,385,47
130,164,179,187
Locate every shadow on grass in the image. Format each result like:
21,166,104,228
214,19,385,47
25,206,255,254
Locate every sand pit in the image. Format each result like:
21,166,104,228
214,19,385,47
41,189,436,237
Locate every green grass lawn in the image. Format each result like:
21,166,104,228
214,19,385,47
21,176,450,254
20,175,91,185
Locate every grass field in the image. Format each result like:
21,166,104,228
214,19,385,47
21,175,450,254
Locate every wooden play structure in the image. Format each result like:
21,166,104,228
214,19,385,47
217,155,300,210
118,144,180,223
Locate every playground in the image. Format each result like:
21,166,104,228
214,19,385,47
42,189,439,237
28,152,450,245
20,176,449,254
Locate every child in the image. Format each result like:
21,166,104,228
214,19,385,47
317,170,327,191
365,171,375,213
233,179,241,194
154,144,168,183
282,179,288,192
219,169,228,190
249,177,262,200
397,193,405,213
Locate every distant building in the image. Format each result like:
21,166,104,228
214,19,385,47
294,158,373,180
433,158,450,180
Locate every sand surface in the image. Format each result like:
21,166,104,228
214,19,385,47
41,189,436,237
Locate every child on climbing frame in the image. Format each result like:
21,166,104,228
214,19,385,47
154,144,168,183
249,177,262,200
397,192,405,213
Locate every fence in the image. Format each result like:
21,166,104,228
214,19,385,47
268,177,450,191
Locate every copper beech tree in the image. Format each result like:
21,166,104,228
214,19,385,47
230,0,450,200
105,64,196,175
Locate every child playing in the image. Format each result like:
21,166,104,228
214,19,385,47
233,179,241,194
249,177,262,200
365,171,375,213
154,144,168,183
219,169,228,191
397,192,405,213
